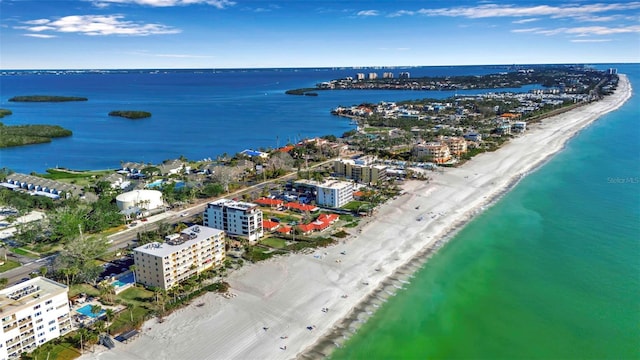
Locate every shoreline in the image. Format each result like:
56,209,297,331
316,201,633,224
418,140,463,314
79,75,632,360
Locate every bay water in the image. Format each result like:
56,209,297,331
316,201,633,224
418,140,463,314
331,65,639,359
1,64,637,359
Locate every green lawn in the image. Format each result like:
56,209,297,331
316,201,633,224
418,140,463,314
0,259,21,273
117,286,155,308
11,247,40,258
260,237,287,249
341,200,370,211
68,283,100,298
30,340,81,360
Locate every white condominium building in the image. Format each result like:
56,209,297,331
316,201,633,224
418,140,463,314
296,179,354,208
133,225,226,290
203,199,263,243
0,277,72,360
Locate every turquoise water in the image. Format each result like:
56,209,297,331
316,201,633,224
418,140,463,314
332,69,639,359
76,304,106,318
112,272,135,288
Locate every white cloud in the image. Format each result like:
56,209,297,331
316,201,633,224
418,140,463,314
511,27,543,33
387,10,415,18
16,15,181,36
91,0,235,8
571,38,612,43
416,2,640,19
512,18,539,24
356,10,379,17
517,25,640,36
23,34,57,38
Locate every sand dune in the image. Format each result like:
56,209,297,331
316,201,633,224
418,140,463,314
80,75,631,360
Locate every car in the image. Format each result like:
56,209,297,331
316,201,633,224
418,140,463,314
141,218,148,222
129,222,138,227
180,213,189,217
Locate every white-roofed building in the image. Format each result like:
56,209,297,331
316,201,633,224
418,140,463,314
133,225,225,290
0,277,72,359
203,199,263,243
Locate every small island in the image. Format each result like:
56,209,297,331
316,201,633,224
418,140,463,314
0,109,12,118
0,123,72,148
108,110,152,119
8,95,88,102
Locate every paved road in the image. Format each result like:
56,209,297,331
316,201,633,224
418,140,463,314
1,158,336,286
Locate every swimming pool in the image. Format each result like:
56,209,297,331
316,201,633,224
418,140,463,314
76,304,105,318
112,272,135,288
146,180,164,188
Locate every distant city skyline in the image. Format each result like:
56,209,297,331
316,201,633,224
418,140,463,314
1,0,639,70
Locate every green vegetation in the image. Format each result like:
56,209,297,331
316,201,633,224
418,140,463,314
8,95,87,102
260,237,287,248
0,259,21,272
0,123,72,148
0,109,12,118
108,110,152,119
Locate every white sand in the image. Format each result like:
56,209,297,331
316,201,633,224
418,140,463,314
80,75,631,360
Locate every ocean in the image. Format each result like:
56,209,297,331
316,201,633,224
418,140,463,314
2,65,531,173
331,64,640,359
2,64,638,359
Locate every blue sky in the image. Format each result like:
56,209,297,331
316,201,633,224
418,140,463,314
1,0,638,69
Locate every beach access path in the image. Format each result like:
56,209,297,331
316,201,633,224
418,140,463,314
80,75,631,360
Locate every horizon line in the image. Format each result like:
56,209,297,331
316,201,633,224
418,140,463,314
1,62,636,72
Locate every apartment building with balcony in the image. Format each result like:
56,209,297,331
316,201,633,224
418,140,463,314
440,136,468,157
333,157,388,185
0,277,72,360
203,199,263,243
412,142,452,164
295,179,354,208
133,225,226,290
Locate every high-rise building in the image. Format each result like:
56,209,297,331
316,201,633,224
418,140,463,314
333,158,388,185
203,199,263,242
133,225,226,290
0,277,72,359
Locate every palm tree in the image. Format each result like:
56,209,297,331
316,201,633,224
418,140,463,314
90,304,102,319
104,309,115,334
129,265,137,286
126,303,135,322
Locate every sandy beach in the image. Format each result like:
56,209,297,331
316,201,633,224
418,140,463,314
80,75,631,360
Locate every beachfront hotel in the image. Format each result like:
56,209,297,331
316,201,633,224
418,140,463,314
333,157,388,185
133,225,226,290
203,199,263,243
295,179,354,208
0,277,72,360
439,136,469,157
412,142,453,164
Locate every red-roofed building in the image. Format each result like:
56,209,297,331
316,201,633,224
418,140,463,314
317,213,339,224
277,226,292,235
262,220,280,231
285,202,319,213
297,223,316,235
255,197,284,209
277,145,295,153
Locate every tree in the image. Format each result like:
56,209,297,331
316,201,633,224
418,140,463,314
104,309,115,334
90,304,102,318
129,265,137,285
127,303,135,322
0,278,8,290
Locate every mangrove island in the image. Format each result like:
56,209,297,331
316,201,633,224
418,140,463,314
0,123,73,148
8,95,88,102
108,110,152,119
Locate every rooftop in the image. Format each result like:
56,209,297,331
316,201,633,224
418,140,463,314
134,225,224,257
208,198,258,211
0,277,68,312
